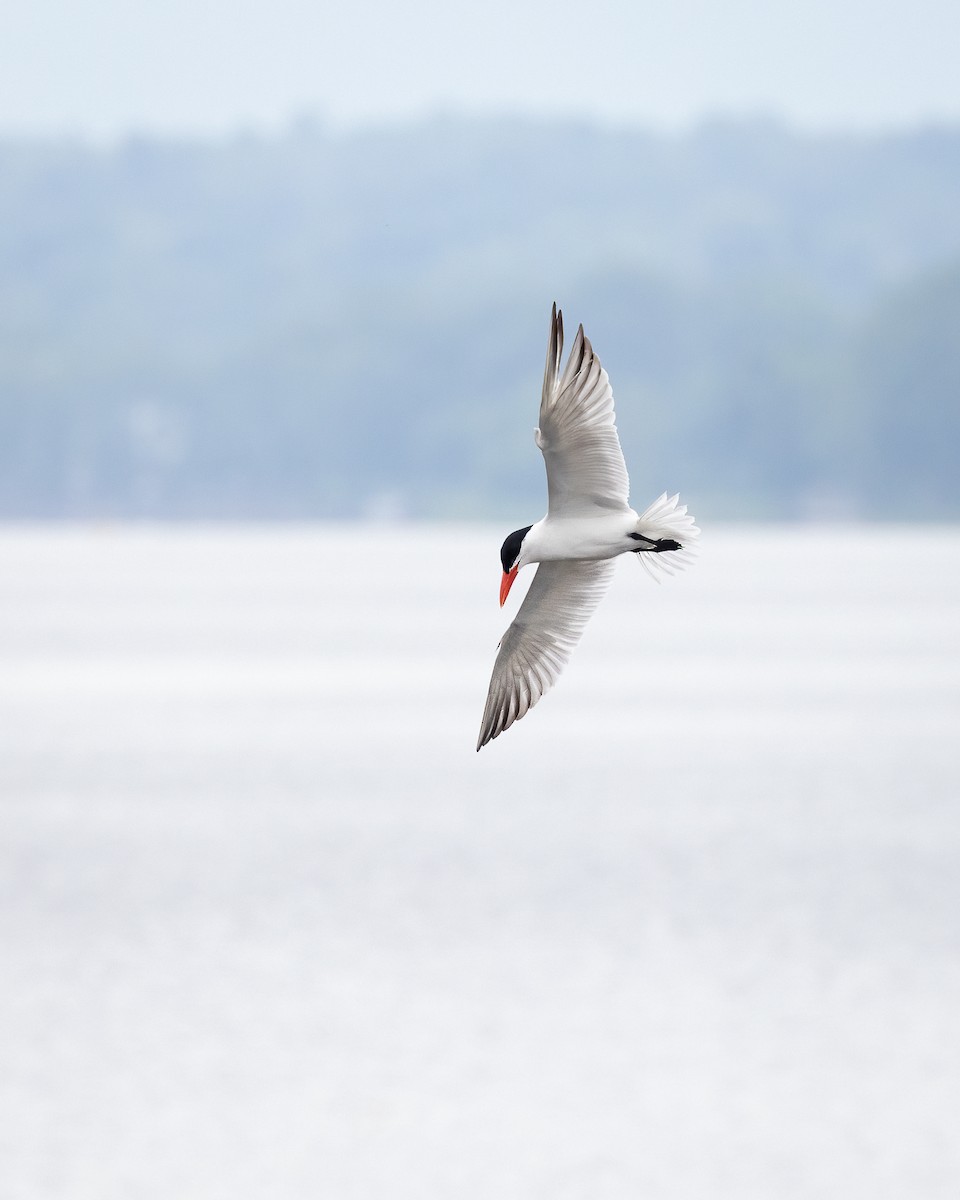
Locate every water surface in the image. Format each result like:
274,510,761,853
1,524,958,1198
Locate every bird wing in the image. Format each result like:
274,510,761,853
536,303,631,518
476,558,616,750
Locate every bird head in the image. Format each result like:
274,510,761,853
498,525,533,606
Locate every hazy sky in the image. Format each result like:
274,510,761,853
4,0,960,140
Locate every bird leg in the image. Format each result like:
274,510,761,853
629,533,682,553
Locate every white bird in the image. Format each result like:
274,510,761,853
477,303,699,751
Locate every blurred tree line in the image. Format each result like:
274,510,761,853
1,116,959,520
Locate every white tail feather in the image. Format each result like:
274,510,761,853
634,492,699,582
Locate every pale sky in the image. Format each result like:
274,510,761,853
3,0,960,141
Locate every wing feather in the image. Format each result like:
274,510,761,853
535,306,631,517
476,559,615,750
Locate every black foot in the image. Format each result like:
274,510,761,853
629,534,682,553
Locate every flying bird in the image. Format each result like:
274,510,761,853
477,303,698,751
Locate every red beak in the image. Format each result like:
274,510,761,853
500,565,519,607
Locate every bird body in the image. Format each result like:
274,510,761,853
477,304,698,751
512,511,642,564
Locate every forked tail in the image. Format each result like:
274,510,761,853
633,492,700,581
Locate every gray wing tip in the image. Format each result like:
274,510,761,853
544,304,597,407
542,302,565,408
476,719,490,751
476,712,501,751
556,322,589,394
476,677,526,751
476,695,509,751
476,688,501,750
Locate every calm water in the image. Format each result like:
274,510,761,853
1,523,958,1199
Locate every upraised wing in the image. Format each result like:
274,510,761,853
535,303,631,518
476,558,615,750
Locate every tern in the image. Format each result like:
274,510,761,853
477,303,698,751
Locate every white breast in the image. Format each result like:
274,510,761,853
523,511,641,563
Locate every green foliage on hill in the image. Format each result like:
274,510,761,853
2,116,959,519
